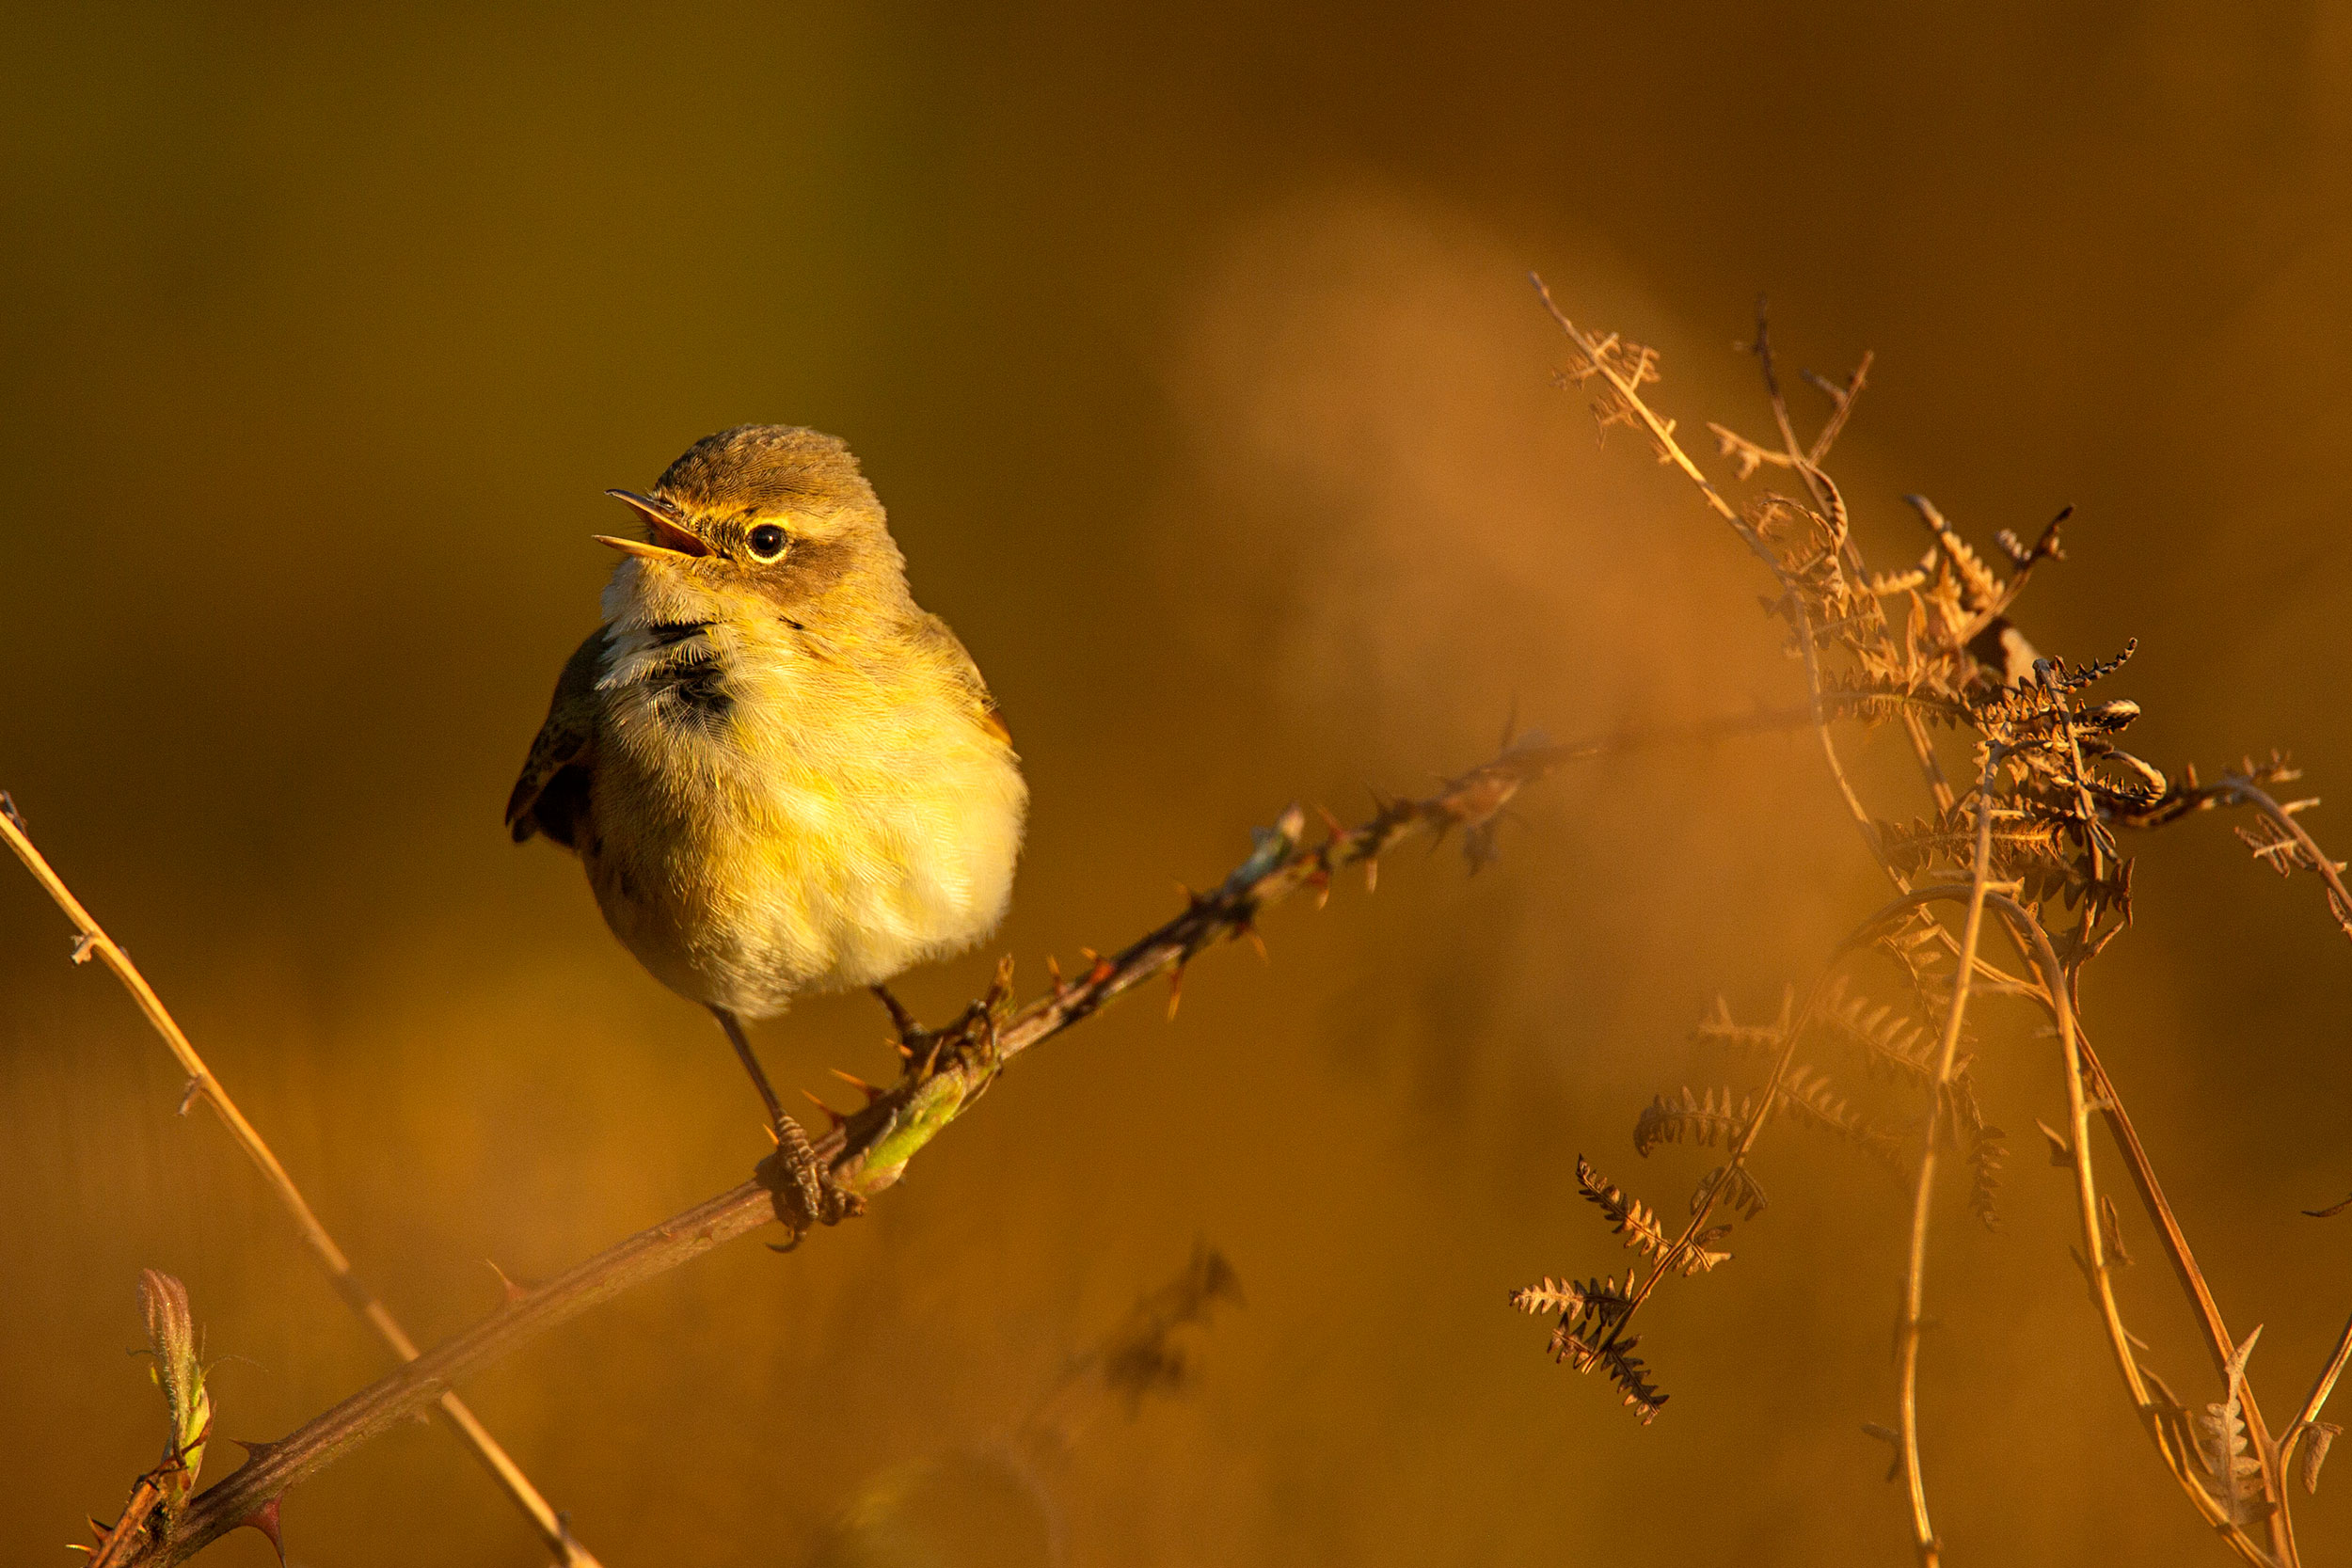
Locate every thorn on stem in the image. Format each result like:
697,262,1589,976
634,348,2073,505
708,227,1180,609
234,1497,286,1565
2036,1119,2073,1165
829,1067,882,1103
799,1089,847,1132
1167,967,1184,1021
485,1259,530,1306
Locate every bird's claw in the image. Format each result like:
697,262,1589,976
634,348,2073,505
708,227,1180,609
760,1113,863,1251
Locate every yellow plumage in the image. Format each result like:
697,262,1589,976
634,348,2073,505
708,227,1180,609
507,426,1026,1123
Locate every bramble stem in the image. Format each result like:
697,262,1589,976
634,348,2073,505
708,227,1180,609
127,734,1592,1565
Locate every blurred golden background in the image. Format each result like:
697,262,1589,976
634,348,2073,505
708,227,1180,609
5,3,2351,1563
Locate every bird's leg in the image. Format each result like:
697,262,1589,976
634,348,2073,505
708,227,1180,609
869,984,922,1046
709,1006,787,1132
710,1006,862,1246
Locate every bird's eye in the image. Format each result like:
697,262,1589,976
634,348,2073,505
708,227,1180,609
746,524,787,562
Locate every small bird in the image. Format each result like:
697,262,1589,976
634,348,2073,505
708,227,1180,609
506,425,1027,1152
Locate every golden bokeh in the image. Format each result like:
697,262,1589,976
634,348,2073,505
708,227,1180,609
4,5,2349,1563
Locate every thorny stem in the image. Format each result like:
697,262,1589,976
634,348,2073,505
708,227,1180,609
126,735,1589,1565
1898,749,2003,1566
0,801,601,1568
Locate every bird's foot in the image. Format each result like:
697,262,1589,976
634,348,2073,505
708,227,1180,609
871,984,928,1046
873,983,955,1081
759,1113,864,1251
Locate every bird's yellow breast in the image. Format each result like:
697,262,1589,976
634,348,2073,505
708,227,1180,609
580,607,1025,1019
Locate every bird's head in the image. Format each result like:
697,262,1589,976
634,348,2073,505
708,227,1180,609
597,425,909,625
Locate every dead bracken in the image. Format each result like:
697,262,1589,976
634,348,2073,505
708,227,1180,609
1509,281,2352,1567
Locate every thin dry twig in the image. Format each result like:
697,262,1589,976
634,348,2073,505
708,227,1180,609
1531,277,1884,874
2286,1307,2352,1488
1897,747,2002,1566
0,803,600,1568
1981,898,2257,1538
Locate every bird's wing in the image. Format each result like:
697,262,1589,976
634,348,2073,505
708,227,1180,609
915,611,1012,749
505,626,611,847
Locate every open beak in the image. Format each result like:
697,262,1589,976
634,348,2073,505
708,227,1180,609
596,489,709,560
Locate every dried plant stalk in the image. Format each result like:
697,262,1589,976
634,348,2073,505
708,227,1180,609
1513,282,2350,1568
1896,747,2003,1565
0,803,599,1568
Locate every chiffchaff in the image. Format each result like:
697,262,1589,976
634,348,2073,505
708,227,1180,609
508,425,1026,1148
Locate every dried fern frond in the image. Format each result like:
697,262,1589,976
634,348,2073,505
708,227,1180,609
1517,1272,1642,1372
1943,1073,2006,1230
1776,1066,1909,1180
1549,1324,1669,1423
1575,1156,1730,1275
1633,1085,1755,1158
1906,494,2009,613
1996,512,2068,573
1875,807,2065,886
1688,992,1788,1060
1577,1155,1673,1256
2303,1422,2342,1496
1695,1162,1770,1221
1708,420,1788,482
2042,641,2138,695
1820,673,1976,730
1511,1274,1634,1324
2196,1326,2269,1523
1965,644,2137,736
2234,813,2352,936
1875,906,1951,1008
1816,981,1949,1091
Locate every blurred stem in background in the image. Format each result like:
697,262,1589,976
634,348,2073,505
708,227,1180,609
0,797,602,1568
